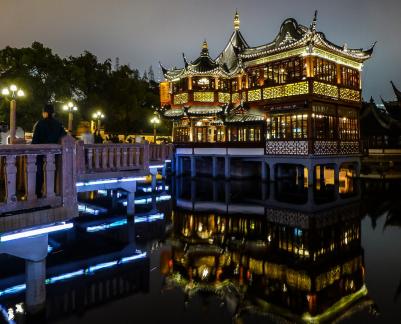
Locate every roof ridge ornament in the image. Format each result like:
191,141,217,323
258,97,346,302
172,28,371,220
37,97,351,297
310,10,318,33
234,9,240,30
182,53,189,68
390,81,401,102
201,39,209,57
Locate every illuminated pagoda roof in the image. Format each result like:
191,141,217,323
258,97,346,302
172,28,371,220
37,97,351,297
240,11,375,69
160,11,375,80
160,11,249,80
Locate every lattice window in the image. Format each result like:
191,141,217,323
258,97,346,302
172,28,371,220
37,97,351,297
218,92,230,103
247,89,261,101
339,88,360,102
194,92,214,102
263,81,309,99
173,93,188,105
231,92,240,103
313,81,338,98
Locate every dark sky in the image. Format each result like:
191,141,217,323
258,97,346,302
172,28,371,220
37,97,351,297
1,0,400,101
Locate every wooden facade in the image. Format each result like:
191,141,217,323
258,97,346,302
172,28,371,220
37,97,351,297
159,11,374,156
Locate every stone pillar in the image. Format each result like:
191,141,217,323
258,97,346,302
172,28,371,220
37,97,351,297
190,156,196,178
150,167,158,192
308,165,314,187
25,259,46,314
261,160,267,181
334,163,340,184
111,190,118,210
126,182,137,216
354,161,361,178
191,180,196,202
213,180,218,201
224,156,231,180
212,156,218,178
225,181,231,204
175,156,182,176
269,164,275,182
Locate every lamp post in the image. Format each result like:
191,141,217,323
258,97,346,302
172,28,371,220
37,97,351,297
62,101,78,133
1,85,25,144
150,112,160,143
92,111,105,130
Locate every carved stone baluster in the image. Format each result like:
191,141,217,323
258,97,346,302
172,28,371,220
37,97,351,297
135,147,140,167
45,153,56,198
26,154,37,201
122,147,128,168
102,147,108,170
94,147,100,169
87,148,93,170
128,147,134,167
108,146,115,169
5,155,17,204
143,142,149,169
115,146,121,169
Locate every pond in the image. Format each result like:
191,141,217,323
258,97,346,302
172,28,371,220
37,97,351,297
0,177,400,323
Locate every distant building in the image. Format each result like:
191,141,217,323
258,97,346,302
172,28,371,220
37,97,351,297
360,82,401,175
159,11,374,183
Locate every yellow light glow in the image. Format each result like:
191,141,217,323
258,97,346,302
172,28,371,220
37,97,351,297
2,88,10,96
17,89,24,97
10,85,17,92
63,105,69,111
68,102,74,108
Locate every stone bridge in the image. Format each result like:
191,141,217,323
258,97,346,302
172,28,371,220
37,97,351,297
0,136,173,230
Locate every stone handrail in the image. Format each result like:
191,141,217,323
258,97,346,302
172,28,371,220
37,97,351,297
0,136,77,215
149,143,173,162
76,142,148,175
76,142,173,176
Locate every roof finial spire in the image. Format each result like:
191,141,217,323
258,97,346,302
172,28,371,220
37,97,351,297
234,9,240,30
201,39,209,56
311,10,318,32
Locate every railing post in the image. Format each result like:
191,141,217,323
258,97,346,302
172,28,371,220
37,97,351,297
115,146,121,169
94,147,100,169
76,141,86,174
101,147,108,170
5,155,17,204
45,153,56,198
61,135,78,217
26,154,37,201
143,142,150,170
128,147,135,167
122,147,128,167
108,146,115,169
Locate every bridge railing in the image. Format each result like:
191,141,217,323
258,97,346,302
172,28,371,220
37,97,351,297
0,136,77,216
77,142,173,176
76,143,148,175
149,143,173,162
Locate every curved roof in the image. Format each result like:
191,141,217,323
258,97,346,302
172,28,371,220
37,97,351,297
161,11,374,81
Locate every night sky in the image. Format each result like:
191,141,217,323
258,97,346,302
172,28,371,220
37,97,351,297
1,0,400,101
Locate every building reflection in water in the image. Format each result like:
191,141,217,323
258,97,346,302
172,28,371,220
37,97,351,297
161,177,376,323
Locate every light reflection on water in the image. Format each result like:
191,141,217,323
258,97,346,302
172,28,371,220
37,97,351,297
0,178,400,323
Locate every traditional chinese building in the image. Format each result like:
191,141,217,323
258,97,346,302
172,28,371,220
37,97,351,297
360,82,401,176
159,11,374,184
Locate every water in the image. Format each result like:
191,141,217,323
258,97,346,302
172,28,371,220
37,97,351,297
0,177,400,323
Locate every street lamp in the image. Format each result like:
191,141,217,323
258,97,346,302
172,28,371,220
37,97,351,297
1,84,25,144
150,112,161,143
92,111,105,130
62,101,78,133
